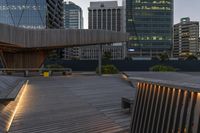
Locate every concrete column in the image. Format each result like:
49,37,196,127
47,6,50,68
98,44,102,75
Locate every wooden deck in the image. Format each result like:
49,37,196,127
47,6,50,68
9,75,135,133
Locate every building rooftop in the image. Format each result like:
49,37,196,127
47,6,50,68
8,75,134,133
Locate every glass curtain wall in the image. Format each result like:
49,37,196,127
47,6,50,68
0,0,46,29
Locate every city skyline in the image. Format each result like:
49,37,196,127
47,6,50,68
65,0,200,29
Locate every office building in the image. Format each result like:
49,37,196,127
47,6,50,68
0,0,64,29
62,1,83,60
64,1,83,29
173,18,199,57
83,1,126,60
80,45,126,60
88,1,123,31
124,0,173,57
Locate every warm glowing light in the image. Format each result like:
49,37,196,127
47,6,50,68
6,80,29,132
122,75,128,80
150,84,153,89
143,83,146,89
137,82,140,88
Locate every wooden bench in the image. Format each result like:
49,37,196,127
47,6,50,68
121,97,134,112
0,68,72,77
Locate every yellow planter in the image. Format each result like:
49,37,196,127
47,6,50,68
43,72,49,77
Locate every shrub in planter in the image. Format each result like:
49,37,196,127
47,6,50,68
96,65,119,74
150,65,176,72
45,64,64,69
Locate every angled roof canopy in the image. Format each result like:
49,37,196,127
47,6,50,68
0,23,128,49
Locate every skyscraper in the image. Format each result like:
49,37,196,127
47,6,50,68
173,17,199,58
124,0,173,57
62,1,84,60
83,1,126,60
0,0,63,29
64,1,83,29
88,1,123,32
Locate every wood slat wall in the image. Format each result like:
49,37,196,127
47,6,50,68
0,23,128,49
131,81,200,133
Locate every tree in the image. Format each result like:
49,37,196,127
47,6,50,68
103,51,112,61
158,51,169,61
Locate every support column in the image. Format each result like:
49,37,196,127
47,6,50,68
0,50,7,68
98,44,102,75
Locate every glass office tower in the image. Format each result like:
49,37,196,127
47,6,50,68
125,0,173,57
64,1,83,29
0,0,63,29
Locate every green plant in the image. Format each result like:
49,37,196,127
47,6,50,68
158,52,169,61
185,54,198,60
96,65,119,74
45,64,64,69
103,51,112,61
150,65,176,72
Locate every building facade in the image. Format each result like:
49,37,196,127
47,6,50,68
64,1,83,29
124,0,173,57
88,1,123,32
80,45,126,60
62,1,83,60
83,1,126,60
173,18,199,58
0,0,63,29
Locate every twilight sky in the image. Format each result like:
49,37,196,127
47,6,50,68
65,0,200,29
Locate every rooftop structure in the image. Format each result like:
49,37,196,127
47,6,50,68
0,23,128,68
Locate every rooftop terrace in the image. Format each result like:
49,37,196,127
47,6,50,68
8,75,134,133
2,72,200,132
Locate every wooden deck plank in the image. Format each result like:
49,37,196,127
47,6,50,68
9,75,135,133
